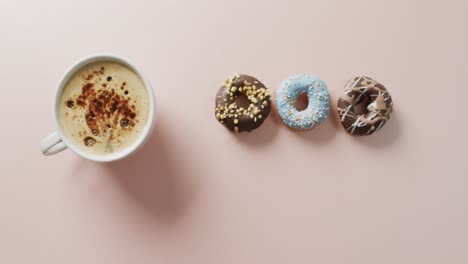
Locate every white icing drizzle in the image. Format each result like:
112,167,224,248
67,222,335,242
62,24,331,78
337,76,393,134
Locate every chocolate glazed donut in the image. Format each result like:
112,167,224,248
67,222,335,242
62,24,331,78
215,74,271,133
337,76,393,136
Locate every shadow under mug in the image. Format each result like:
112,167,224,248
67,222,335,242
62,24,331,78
39,53,155,162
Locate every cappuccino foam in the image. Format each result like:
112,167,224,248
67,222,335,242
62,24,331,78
59,61,150,156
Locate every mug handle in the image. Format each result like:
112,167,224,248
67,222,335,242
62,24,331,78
40,131,67,156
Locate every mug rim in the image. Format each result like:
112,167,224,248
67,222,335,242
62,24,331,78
53,53,155,162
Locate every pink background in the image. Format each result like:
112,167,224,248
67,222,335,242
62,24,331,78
1,0,467,263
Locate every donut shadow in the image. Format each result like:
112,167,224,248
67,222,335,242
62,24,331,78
102,119,197,225
272,93,337,144
234,113,279,146
328,93,344,131
351,110,401,147
291,118,336,143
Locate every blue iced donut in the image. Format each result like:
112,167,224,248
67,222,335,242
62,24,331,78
275,74,330,130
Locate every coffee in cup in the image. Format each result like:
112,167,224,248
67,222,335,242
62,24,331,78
40,54,155,162
59,61,150,155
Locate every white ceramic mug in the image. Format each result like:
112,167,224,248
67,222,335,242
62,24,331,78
40,54,155,162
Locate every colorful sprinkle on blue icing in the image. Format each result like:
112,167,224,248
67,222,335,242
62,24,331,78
275,74,330,130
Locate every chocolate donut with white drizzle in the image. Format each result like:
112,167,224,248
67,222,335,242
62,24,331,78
337,76,393,136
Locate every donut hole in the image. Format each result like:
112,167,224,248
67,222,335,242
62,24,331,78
354,95,371,115
235,93,251,108
294,92,309,111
